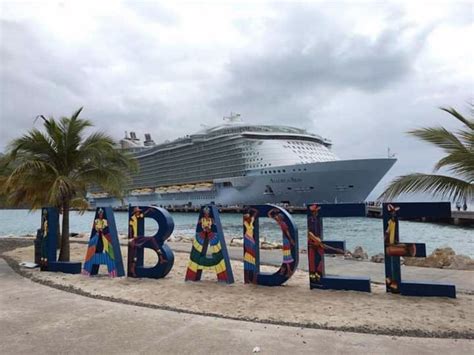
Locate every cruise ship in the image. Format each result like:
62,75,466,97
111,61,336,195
88,115,396,207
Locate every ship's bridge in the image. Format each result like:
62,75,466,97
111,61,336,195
241,134,338,171
192,124,331,147
187,124,337,170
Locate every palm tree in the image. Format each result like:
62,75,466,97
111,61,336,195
380,106,474,204
2,108,137,261
0,154,14,208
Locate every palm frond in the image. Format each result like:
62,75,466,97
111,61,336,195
433,150,474,181
62,110,93,153
379,173,473,202
6,159,58,183
408,127,467,153
42,116,63,154
8,129,57,160
71,107,84,120
440,107,474,130
457,128,474,147
70,197,89,213
48,175,75,205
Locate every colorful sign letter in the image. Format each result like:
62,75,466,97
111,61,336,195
38,207,82,274
383,202,456,298
307,203,370,292
243,205,299,286
83,207,125,277
185,205,234,283
128,205,175,278
38,207,56,271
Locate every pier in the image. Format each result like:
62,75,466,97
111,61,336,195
166,205,309,214
109,203,473,226
367,204,474,226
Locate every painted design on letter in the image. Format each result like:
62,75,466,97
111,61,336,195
307,203,371,292
382,202,455,297
185,205,234,283
83,207,125,277
243,205,299,287
37,207,82,274
127,205,175,279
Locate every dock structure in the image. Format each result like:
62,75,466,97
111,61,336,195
367,204,473,226
109,203,472,226
165,205,308,214
451,210,474,226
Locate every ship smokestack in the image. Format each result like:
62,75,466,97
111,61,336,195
144,133,155,146
130,132,139,141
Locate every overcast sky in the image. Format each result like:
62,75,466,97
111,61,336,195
1,0,472,198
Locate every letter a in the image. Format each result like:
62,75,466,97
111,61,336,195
185,205,234,283
83,207,125,277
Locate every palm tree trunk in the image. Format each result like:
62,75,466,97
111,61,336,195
58,201,70,261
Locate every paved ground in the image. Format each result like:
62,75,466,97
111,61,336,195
1,259,473,354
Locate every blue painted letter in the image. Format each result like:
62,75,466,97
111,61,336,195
185,205,234,283
128,205,175,278
39,207,82,274
307,203,370,292
244,205,299,286
383,202,455,298
83,207,125,277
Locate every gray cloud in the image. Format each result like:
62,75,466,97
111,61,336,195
0,1,471,199
0,11,209,147
126,1,179,26
213,5,432,122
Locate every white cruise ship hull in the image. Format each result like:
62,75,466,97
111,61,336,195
91,158,395,207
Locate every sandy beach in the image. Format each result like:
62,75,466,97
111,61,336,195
3,240,473,339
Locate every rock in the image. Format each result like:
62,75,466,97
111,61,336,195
230,237,244,247
260,241,281,249
404,256,440,268
180,236,193,243
403,247,474,270
370,253,384,263
431,247,456,265
404,247,455,268
168,235,183,242
446,255,474,270
352,246,368,260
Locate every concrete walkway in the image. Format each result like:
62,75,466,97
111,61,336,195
0,258,473,354
170,242,474,293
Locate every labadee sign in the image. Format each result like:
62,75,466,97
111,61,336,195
37,202,456,298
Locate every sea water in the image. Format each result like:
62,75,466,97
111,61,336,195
0,209,472,257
